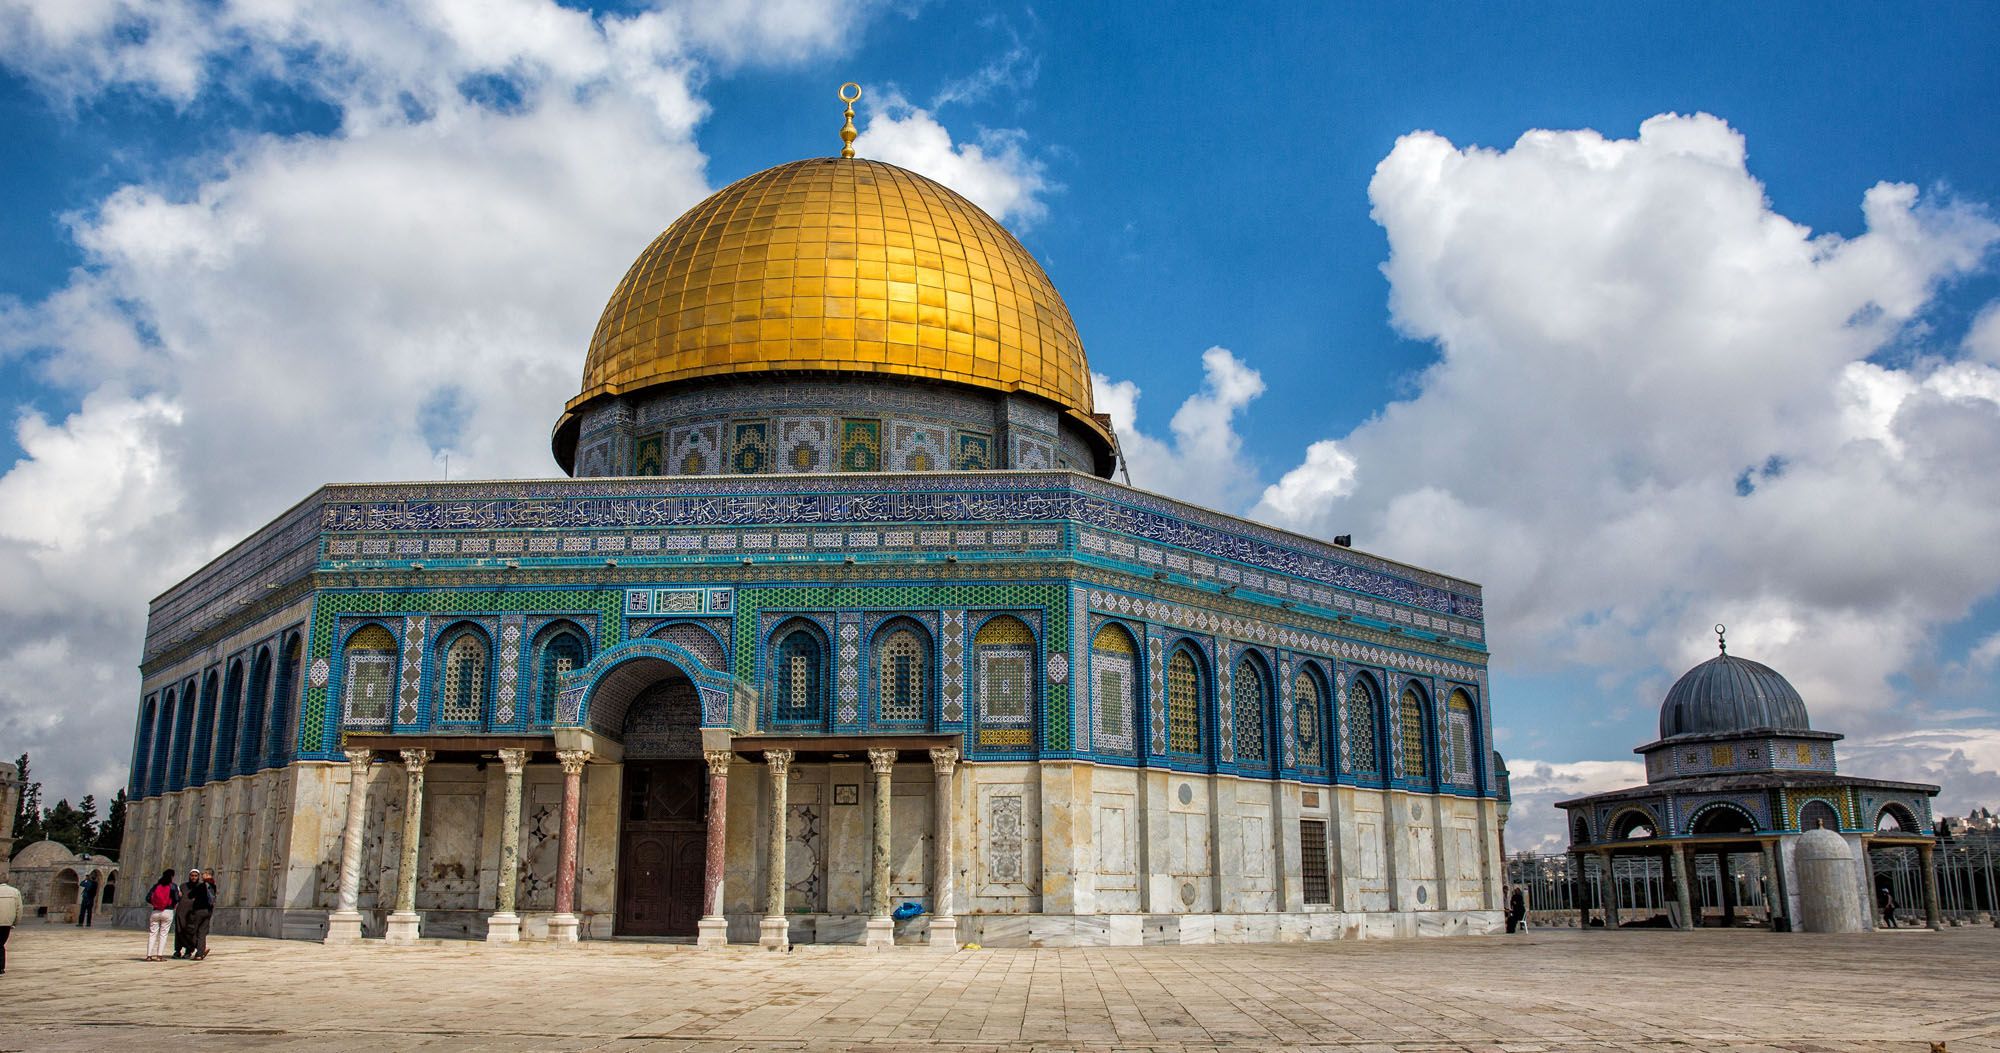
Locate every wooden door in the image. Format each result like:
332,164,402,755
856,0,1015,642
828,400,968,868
616,761,706,937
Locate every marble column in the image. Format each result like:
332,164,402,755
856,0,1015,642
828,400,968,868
1571,852,1589,929
1719,850,1737,927
927,747,959,951
1598,850,1620,929
1671,845,1694,930
697,748,733,949
1918,841,1943,931
485,748,530,943
383,749,432,945
548,749,591,943
864,748,897,950
1759,840,1786,930
323,749,373,943
759,749,794,951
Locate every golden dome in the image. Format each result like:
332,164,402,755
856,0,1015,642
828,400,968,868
555,157,1111,465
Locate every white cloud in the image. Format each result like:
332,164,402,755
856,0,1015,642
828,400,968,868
852,93,1052,225
0,0,960,805
1094,347,1267,511
1244,113,2000,746
1501,758,1646,854
1841,728,2000,821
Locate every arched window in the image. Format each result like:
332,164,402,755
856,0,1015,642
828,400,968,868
132,696,158,797
1571,815,1591,845
215,660,245,781
1293,667,1323,765
875,624,930,724
343,625,398,727
974,616,1035,738
1445,689,1476,784
1233,654,1268,763
150,687,178,796
240,648,271,773
1877,803,1918,832
1397,685,1429,780
535,626,590,723
1344,675,1380,775
437,626,490,724
770,622,826,724
1166,649,1202,755
190,671,219,786
1611,809,1656,840
1799,800,1841,831
1091,624,1138,754
268,634,301,764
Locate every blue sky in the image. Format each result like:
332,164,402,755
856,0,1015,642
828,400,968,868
3,2,1998,850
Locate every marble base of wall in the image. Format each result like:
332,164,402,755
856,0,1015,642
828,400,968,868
721,909,1501,947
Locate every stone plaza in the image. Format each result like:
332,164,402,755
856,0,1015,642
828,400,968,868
2,924,1995,1051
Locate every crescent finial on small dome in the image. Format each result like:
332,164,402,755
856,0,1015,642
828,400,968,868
839,82,861,158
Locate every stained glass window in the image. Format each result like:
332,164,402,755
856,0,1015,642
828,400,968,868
1345,676,1378,774
1294,671,1321,762
975,616,1034,726
537,630,589,723
1233,656,1266,762
1398,686,1428,779
1167,650,1200,754
877,627,926,722
440,630,488,723
343,624,397,727
773,627,824,722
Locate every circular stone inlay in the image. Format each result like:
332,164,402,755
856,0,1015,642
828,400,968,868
1178,783,1195,805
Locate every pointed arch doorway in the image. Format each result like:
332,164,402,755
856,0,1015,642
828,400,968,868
613,670,708,937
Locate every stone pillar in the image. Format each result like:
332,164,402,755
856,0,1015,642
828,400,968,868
1571,852,1589,929
697,748,733,949
1919,841,1943,931
383,749,431,945
1598,850,1620,929
324,749,373,943
928,747,960,951
548,749,591,943
759,749,794,951
1719,850,1737,927
864,748,897,950
1759,840,1786,931
485,748,529,943
1671,845,1694,930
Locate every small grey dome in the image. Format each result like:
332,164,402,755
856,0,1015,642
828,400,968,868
1659,652,1810,739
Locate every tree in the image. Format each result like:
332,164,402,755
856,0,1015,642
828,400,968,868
41,798,95,856
12,752,44,850
99,789,127,858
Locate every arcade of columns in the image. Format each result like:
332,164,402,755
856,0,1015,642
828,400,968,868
322,745,963,950
1570,838,1944,931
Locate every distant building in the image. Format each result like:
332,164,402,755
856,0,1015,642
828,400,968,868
8,840,118,923
1559,631,1941,930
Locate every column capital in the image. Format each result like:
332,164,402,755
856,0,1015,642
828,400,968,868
399,748,433,774
556,748,592,775
765,748,795,776
495,748,530,775
704,748,734,776
343,748,373,772
866,747,897,775
928,746,960,774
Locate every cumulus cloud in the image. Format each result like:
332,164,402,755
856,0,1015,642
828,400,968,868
853,93,1053,225
1243,114,2000,745
1500,758,1646,854
0,0,972,804
1094,347,1268,511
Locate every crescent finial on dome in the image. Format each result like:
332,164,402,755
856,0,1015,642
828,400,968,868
839,82,861,158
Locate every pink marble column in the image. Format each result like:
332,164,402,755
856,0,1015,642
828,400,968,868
548,748,591,942
697,748,732,949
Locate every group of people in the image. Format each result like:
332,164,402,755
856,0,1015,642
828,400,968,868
143,868,219,962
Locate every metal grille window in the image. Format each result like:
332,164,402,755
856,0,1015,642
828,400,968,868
1233,657,1266,762
1447,690,1475,783
1399,687,1428,779
1167,651,1200,754
1294,672,1321,761
343,625,397,726
975,616,1034,725
440,632,488,723
538,631,588,723
773,628,824,722
1345,677,1379,774
1091,624,1137,754
1300,819,1330,905
877,628,925,721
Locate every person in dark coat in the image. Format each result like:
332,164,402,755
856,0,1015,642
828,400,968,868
1878,885,1898,928
77,873,99,927
1505,886,1527,933
172,869,202,959
186,870,217,961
